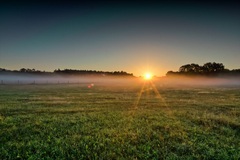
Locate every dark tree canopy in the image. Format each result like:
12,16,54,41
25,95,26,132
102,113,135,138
179,63,202,73
0,68,134,77
203,62,224,72
167,62,239,77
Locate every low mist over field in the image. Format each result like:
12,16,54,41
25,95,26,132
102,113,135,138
1,63,240,86
0,68,135,84
159,76,240,86
1,73,240,87
1,0,240,159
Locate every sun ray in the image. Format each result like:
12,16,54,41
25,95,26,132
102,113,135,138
149,81,168,107
134,81,146,109
134,79,172,117
131,79,185,141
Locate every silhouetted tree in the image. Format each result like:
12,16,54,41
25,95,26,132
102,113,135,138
179,63,202,73
179,64,192,72
203,62,224,72
191,63,202,72
166,62,236,77
166,71,176,76
20,68,27,72
0,68,6,71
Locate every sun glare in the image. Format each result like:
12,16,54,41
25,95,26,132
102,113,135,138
144,73,152,80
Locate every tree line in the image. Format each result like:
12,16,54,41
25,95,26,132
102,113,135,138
0,68,134,77
53,69,133,76
166,62,240,77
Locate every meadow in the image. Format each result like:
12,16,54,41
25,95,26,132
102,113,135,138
0,81,240,159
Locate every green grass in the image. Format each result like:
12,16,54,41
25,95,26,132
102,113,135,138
0,82,240,159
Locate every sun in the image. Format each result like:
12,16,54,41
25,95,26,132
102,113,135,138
144,73,153,80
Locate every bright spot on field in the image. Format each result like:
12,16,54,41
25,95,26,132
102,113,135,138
144,73,152,80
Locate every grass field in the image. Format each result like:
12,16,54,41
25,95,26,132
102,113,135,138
0,81,240,159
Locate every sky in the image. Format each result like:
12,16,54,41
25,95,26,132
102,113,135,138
1,1,240,76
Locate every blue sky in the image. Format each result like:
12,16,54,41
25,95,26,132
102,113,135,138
1,1,239,76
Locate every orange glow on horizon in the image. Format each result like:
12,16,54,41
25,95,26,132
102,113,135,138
144,73,152,80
